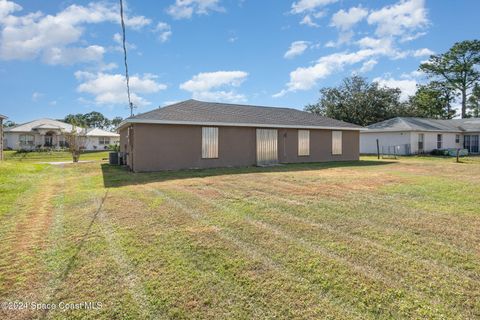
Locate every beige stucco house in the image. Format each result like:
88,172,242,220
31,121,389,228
4,118,119,151
118,99,362,172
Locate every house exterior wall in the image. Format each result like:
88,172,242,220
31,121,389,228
123,123,359,172
360,132,411,154
120,126,134,169
277,128,359,163
409,132,461,153
84,136,120,150
361,131,463,155
4,132,119,151
5,132,41,150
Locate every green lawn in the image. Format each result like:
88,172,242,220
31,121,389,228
0,155,479,319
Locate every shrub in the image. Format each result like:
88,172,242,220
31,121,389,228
430,149,448,156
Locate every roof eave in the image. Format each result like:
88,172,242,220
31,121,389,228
363,129,463,133
121,118,362,131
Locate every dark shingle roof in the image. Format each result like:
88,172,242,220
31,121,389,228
125,99,361,130
367,117,480,132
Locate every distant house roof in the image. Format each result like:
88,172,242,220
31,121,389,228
32,123,65,130
121,99,362,130
6,118,80,133
5,118,119,137
85,127,120,137
366,117,480,133
0,114,7,120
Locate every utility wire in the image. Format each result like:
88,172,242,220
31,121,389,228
119,0,134,117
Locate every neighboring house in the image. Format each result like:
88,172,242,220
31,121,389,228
118,99,361,172
361,117,480,155
0,114,6,160
4,118,120,151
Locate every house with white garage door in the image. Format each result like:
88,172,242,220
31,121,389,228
360,117,480,155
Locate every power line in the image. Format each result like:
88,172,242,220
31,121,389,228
119,0,135,117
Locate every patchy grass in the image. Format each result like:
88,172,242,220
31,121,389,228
0,156,479,319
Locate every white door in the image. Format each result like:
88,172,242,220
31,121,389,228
256,129,278,166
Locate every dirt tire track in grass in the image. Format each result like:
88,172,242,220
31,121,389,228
0,165,60,320
95,192,161,320
213,176,480,276
167,182,473,319
212,178,480,281
143,186,367,319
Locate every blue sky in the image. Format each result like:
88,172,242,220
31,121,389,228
0,0,479,123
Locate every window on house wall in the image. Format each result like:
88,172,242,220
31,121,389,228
437,134,443,149
202,127,218,158
99,137,110,145
418,133,424,152
298,130,310,156
332,131,342,155
19,134,34,146
59,137,67,148
455,135,460,144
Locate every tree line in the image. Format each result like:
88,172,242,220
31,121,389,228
306,40,480,126
63,112,123,131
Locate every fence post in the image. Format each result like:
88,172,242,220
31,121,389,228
376,139,380,159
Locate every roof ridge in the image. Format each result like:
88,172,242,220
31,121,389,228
396,117,416,130
130,100,188,119
190,99,301,112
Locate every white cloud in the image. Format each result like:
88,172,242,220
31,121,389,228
284,41,310,59
413,48,434,57
180,71,248,102
330,6,368,31
324,41,335,48
292,0,331,27
373,76,417,101
112,33,137,51
277,0,429,98
356,36,408,59
155,22,172,43
358,59,378,73
367,0,428,40
291,0,337,14
325,30,355,47
43,45,105,65
399,31,426,42
0,0,21,18
299,15,318,27
167,0,224,19
400,70,425,79
328,6,367,46
0,1,151,64
75,71,167,106
32,91,43,102
192,90,247,103
275,49,377,96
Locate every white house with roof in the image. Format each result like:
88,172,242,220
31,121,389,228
4,118,120,151
361,117,480,155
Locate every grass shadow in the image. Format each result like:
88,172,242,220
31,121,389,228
101,160,395,188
